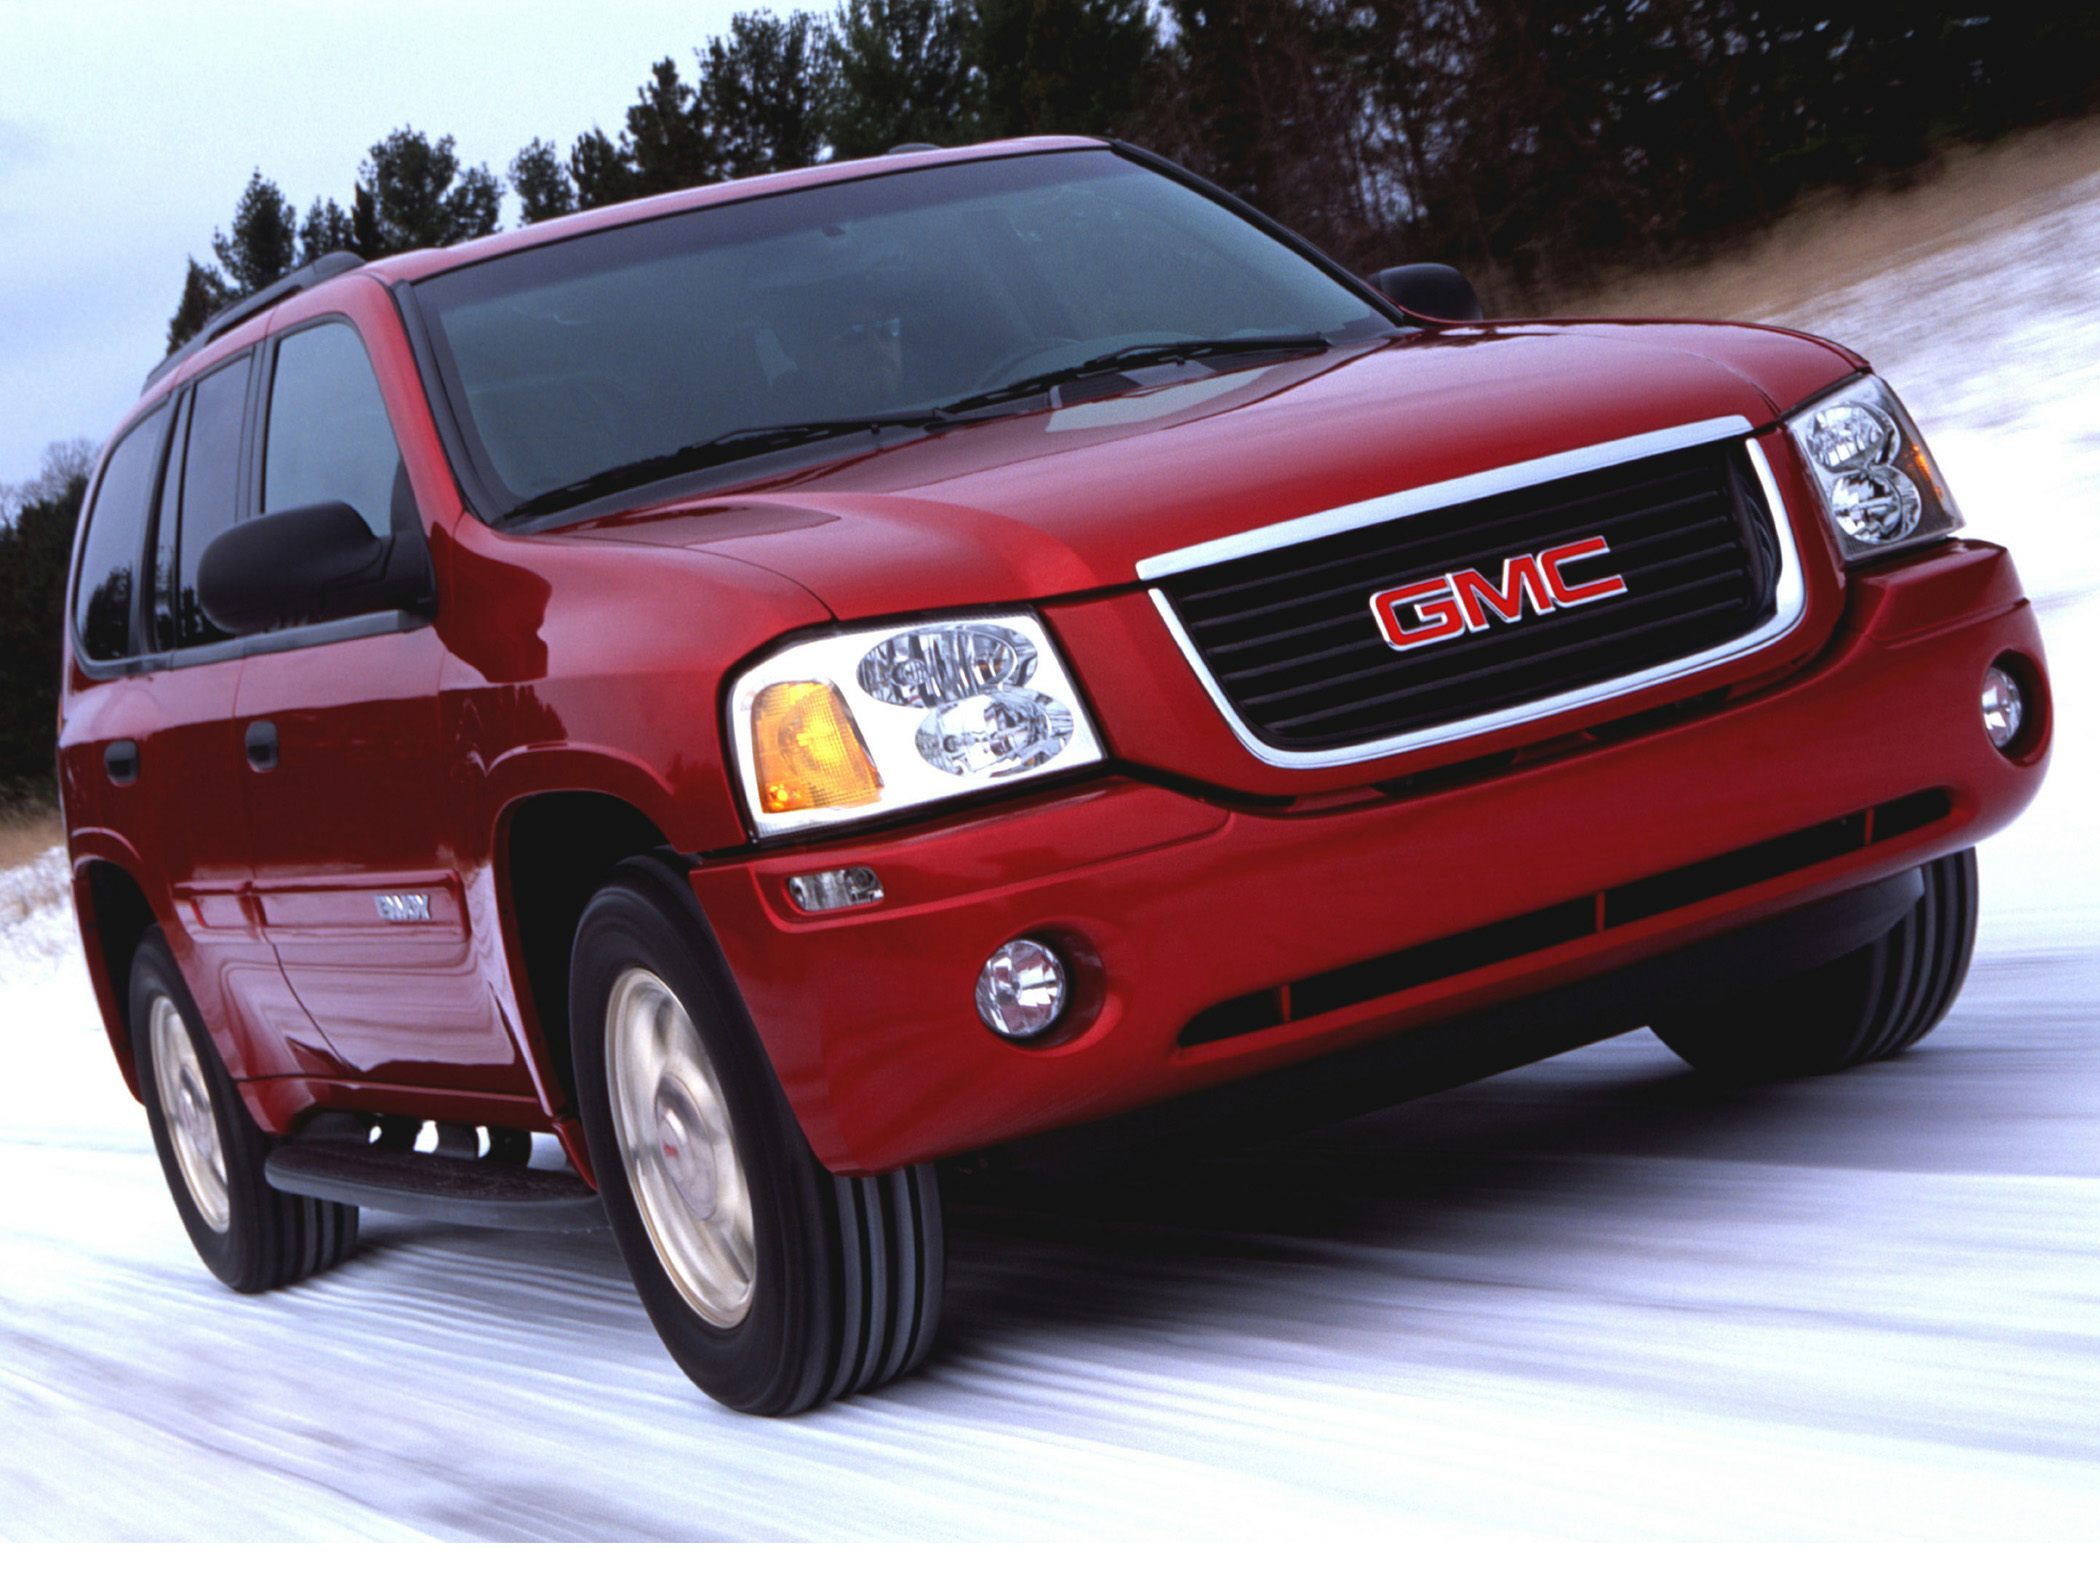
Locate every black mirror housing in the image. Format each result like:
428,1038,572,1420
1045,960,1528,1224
196,503,434,637
1370,263,1485,324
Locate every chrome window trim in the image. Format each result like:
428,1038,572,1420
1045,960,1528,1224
72,608,428,678
1145,423,1806,770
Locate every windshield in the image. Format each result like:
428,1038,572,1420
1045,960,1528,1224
410,149,1395,519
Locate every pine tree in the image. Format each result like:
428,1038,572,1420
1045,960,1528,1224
824,0,982,158
357,128,505,257
969,0,1159,140
625,57,722,193
451,164,504,241
298,196,357,262
1160,0,1387,264
700,10,832,177
569,127,643,210
211,170,300,295
349,182,382,257
167,257,231,350
509,138,578,222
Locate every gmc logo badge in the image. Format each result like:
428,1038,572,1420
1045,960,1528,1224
1370,534,1629,650
375,893,433,924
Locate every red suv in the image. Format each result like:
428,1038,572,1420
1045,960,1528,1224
59,138,2050,1413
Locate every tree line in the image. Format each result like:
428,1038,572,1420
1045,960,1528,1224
168,0,1166,348
0,446,93,799
169,0,2100,352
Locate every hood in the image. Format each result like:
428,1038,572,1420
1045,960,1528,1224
558,321,1859,621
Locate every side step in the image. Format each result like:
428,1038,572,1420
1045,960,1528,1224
265,1138,608,1233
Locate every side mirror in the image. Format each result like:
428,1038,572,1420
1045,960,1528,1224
1370,263,1485,324
197,502,434,637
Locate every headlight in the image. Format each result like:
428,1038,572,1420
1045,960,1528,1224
730,613,1105,836
1785,375,1963,559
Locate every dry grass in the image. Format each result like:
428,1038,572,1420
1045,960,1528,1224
0,874,67,929
0,805,62,873
1548,119,2100,326
0,806,65,935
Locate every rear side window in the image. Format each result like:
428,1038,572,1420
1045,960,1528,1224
148,398,190,650
174,355,253,646
74,405,169,663
263,321,406,539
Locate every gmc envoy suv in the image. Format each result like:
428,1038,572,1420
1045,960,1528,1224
59,139,2050,1412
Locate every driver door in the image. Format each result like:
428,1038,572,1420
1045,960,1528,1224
234,314,525,1096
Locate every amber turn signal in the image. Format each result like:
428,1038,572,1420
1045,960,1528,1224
749,680,884,814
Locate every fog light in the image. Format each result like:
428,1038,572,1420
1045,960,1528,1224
975,939,1067,1039
785,866,884,913
1981,664,2026,752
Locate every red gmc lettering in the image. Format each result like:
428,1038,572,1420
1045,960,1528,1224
1451,557,1553,631
1369,577,1469,649
1371,535,1630,650
1537,535,1629,604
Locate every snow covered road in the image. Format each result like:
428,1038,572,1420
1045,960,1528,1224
3,172,2097,1539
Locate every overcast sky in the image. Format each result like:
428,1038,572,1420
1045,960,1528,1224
0,0,784,482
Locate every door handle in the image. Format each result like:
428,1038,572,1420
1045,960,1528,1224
244,720,280,773
104,739,140,785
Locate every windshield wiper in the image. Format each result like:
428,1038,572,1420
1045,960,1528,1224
495,412,955,524
493,334,1339,524
937,333,1337,416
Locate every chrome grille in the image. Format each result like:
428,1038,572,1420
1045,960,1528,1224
1152,435,1791,759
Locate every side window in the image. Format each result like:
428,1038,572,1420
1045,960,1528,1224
174,355,253,647
263,321,408,539
148,396,191,650
74,404,170,664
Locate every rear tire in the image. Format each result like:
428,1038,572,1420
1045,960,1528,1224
569,858,943,1414
1652,850,1979,1079
130,927,359,1291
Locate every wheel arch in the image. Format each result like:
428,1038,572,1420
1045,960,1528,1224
71,854,158,1100
495,789,684,1114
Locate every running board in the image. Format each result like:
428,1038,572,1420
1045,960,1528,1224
265,1141,608,1233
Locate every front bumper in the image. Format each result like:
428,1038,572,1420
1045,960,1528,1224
691,541,2049,1175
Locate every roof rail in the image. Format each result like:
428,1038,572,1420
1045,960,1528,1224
143,250,365,393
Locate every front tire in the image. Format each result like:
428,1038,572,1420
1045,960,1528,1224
569,859,943,1414
130,927,359,1291
1652,850,1979,1079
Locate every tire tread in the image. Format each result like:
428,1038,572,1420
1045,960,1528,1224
569,861,943,1414
130,927,359,1293
1653,850,1980,1080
